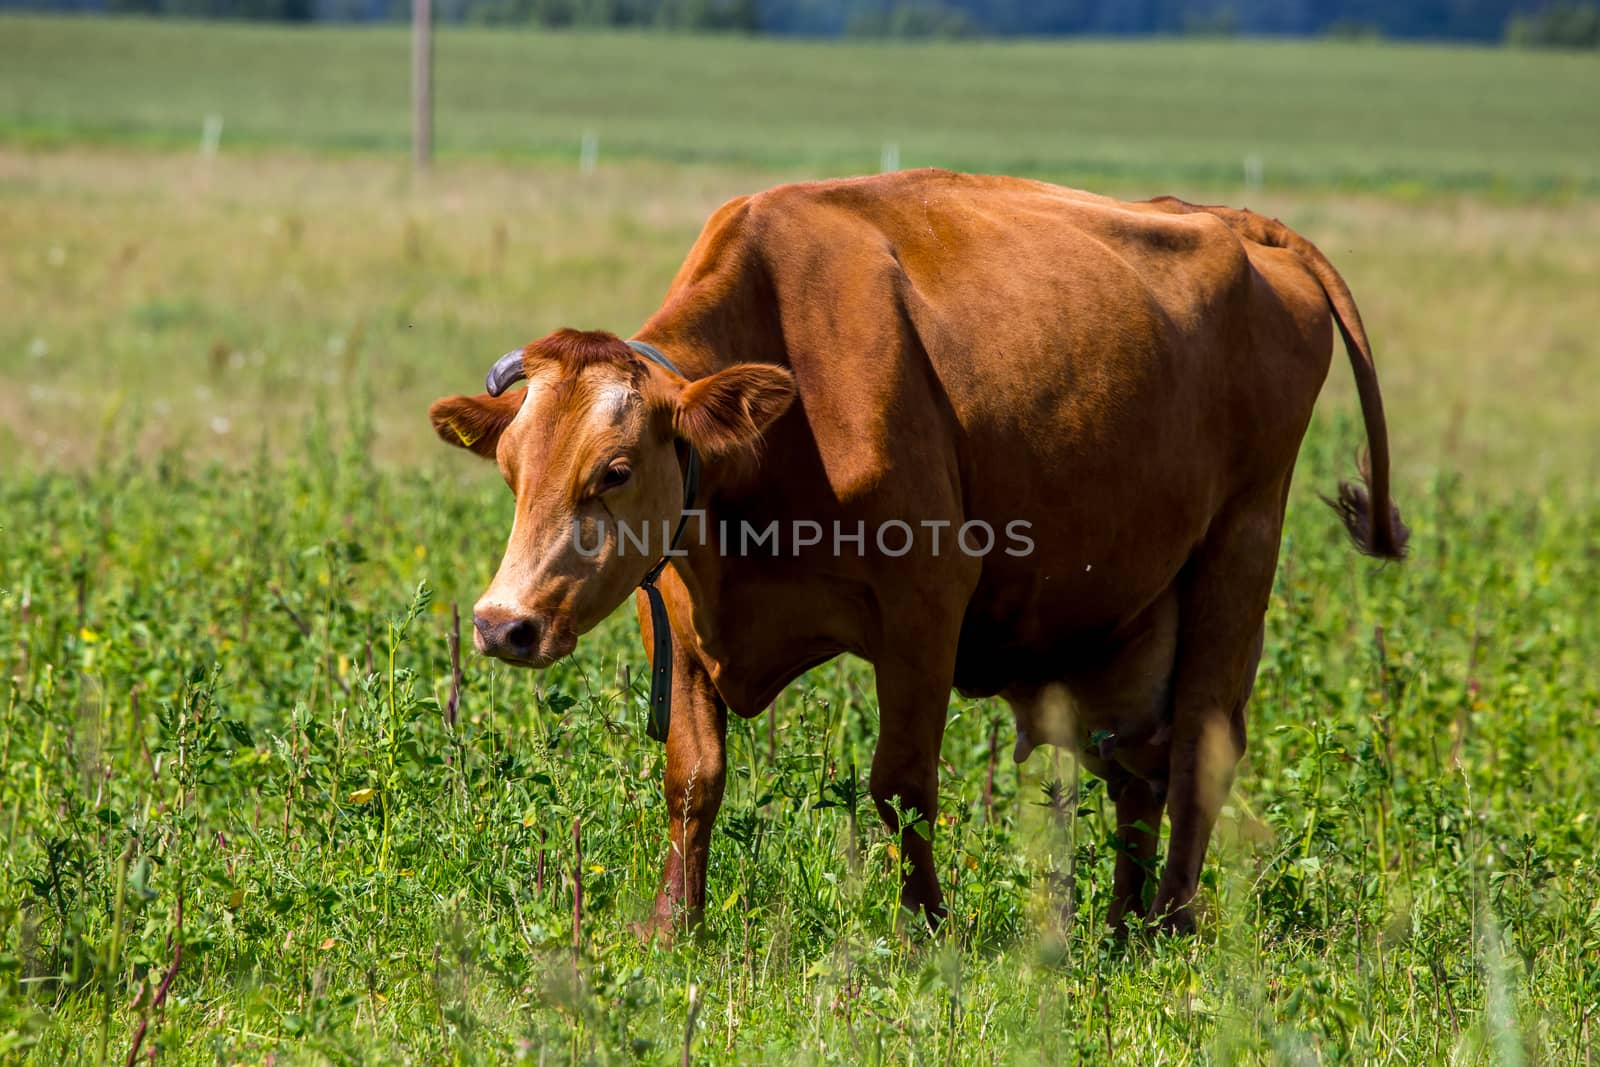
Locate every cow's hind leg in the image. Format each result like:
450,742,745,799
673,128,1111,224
1107,775,1164,934
1150,490,1280,934
1046,589,1176,933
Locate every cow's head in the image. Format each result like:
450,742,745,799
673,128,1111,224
429,329,794,667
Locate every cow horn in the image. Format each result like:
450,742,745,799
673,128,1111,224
485,349,526,397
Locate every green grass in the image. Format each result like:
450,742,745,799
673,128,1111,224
3,15,1600,192
2,380,1598,1063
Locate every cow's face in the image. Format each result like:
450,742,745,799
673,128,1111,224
429,330,794,668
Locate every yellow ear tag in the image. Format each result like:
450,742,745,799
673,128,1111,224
449,419,482,447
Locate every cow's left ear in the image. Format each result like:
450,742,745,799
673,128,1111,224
429,391,522,460
673,363,796,458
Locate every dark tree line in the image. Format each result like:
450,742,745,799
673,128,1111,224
772,0,1600,42
9,0,1599,46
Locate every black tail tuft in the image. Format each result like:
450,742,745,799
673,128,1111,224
1323,465,1410,561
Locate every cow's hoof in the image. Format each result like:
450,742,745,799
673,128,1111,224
632,901,704,945
894,899,947,940
1106,905,1142,940
628,918,675,946
1151,905,1197,937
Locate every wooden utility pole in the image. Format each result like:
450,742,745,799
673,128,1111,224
411,0,433,171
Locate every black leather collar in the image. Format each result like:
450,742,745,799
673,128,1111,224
626,340,701,743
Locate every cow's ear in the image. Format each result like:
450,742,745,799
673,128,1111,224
429,392,521,460
673,364,796,458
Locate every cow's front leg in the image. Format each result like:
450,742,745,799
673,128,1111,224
638,596,728,940
653,656,727,938
870,652,954,930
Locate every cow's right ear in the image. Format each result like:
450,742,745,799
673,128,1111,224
428,392,521,460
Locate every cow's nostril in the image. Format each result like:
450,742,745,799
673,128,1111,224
474,613,541,660
504,618,539,653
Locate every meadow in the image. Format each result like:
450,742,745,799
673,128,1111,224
4,14,1600,192
3,16,1600,1065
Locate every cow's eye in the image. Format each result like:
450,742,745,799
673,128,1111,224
600,463,632,492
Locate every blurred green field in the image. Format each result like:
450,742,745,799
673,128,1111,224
4,14,1600,191
4,148,1598,487
3,15,1600,1064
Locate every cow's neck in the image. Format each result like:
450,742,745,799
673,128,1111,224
632,307,828,712
654,424,857,717
633,256,782,383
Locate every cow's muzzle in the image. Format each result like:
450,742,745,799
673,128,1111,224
473,609,575,668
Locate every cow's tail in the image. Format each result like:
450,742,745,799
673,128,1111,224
1167,198,1409,560
1290,235,1409,560
1145,198,1411,558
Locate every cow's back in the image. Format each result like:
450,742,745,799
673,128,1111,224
745,172,1335,653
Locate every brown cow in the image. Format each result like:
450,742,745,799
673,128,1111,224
429,169,1406,937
